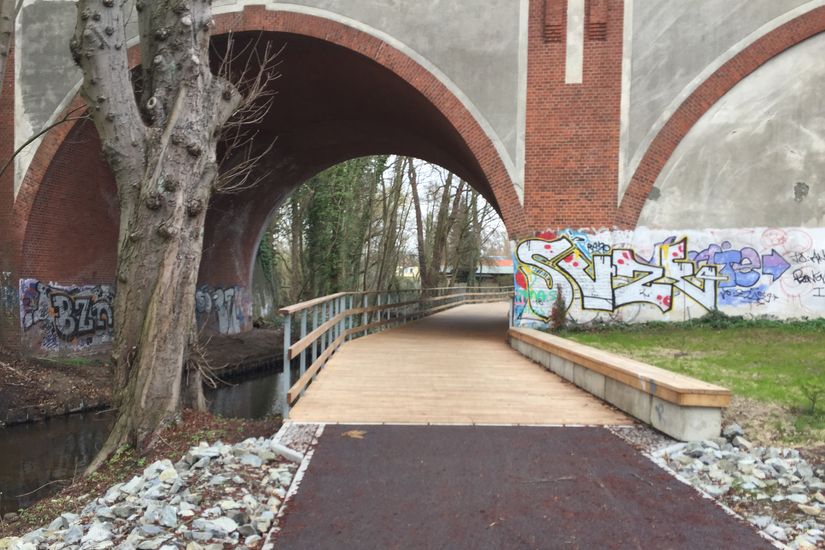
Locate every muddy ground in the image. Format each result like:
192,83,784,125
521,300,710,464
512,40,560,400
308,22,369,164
0,329,282,426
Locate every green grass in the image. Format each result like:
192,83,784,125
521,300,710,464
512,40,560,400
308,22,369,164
559,316,825,432
36,356,106,368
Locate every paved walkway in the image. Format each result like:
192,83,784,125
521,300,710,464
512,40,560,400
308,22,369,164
274,425,772,549
289,302,630,425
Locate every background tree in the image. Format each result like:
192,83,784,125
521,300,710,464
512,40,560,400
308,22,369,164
262,155,508,305
72,0,277,469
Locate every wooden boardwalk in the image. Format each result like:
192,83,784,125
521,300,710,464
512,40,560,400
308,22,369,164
289,302,630,425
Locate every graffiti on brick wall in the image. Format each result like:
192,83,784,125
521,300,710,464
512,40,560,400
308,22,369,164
1,272,17,319
19,279,114,351
513,227,822,326
17,280,252,351
195,286,249,335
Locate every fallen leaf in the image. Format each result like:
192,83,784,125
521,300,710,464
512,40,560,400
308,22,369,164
342,430,366,439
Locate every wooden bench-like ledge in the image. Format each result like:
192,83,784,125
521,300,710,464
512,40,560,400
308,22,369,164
508,327,732,441
509,328,731,408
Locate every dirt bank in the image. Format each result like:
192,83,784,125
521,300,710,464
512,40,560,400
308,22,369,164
0,328,282,426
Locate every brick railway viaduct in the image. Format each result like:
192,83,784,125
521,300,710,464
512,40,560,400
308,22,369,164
2,1,825,353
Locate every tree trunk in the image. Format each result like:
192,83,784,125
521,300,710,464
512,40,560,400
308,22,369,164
428,172,454,288
408,158,431,288
290,195,305,302
374,158,404,290
73,0,244,470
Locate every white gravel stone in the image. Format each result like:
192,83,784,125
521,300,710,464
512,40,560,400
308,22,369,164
14,425,305,549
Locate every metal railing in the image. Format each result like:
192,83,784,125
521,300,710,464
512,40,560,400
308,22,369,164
279,286,513,417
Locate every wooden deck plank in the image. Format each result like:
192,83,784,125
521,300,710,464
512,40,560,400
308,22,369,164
289,302,631,425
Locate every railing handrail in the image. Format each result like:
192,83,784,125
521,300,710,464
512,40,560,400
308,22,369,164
278,285,512,315
278,291,353,315
277,285,514,417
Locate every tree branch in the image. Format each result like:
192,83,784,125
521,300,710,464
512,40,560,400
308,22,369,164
71,0,147,183
0,106,89,180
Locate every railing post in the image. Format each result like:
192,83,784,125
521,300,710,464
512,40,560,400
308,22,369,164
282,313,292,419
344,295,349,341
337,296,345,342
362,294,368,335
311,305,318,364
329,298,335,343
376,293,382,330
322,301,329,352
299,310,307,376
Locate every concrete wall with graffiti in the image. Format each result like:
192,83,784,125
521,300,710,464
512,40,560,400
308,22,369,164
19,279,115,353
513,227,825,327
195,285,251,336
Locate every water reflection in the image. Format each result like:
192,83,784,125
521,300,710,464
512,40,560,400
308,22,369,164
0,363,291,515
0,411,114,515
206,365,299,419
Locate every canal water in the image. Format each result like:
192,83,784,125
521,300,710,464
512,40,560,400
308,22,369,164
0,364,296,516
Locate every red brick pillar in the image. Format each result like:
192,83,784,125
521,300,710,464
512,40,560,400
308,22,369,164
523,0,624,230
0,40,19,349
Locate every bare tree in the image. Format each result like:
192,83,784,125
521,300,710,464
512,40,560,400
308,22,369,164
408,158,431,287
72,0,277,469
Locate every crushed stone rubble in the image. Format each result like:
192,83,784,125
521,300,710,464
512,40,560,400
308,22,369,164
648,423,825,549
0,433,307,550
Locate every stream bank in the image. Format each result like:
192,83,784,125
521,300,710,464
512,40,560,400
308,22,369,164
0,331,291,520
0,328,282,427
0,411,283,538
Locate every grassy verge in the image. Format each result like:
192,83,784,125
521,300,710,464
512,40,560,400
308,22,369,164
558,314,825,445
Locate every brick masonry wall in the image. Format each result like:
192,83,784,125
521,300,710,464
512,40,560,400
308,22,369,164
5,6,532,352
523,0,624,231
0,42,17,348
18,119,119,285
6,3,825,352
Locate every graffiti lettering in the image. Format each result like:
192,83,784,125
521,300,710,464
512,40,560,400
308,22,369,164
719,288,778,306
791,249,825,265
514,236,720,323
195,285,248,335
1,271,17,318
691,243,789,286
512,227,815,327
19,280,114,351
19,279,251,351
792,269,825,285
586,241,611,254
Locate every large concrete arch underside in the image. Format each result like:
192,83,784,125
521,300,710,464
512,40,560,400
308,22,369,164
618,4,825,227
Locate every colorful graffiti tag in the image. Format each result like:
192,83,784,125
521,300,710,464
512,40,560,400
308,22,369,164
513,227,820,326
19,279,114,351
195,285,250,335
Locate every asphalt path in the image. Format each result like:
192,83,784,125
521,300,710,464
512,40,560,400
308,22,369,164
274,425,772,549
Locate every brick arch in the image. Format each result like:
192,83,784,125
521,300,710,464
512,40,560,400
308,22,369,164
13,5,528,251
616,5,825,229
214,6,527,234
